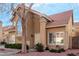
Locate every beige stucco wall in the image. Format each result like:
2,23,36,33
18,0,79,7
65,16,73,49
15,36,22,44
72,26,79,37
3,30,16,44
9,34,16,44
35,33,40,44
32,14,40,45
40,17,47,47
46,26,65,49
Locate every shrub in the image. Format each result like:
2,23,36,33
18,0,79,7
59,48,65,52
26,45,29,50
0,41,6,45
45,47,49,50
49,49,57,52
5,44,29,50
5,44,22,49
49,48,65,53
67,53,76,56
35,43,44,52
56,49,61,53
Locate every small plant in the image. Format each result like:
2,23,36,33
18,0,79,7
67,53,76,56
59,48,65,52
0,41,6,45
26,45,29,50
49,49,57,52
5,44,30,50
49,48,65,53
56,49,61,53
35,43,44,52
5,44,22,49
45,47,49,50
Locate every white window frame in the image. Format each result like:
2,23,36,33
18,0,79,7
48,32,56,45
48,32,64,45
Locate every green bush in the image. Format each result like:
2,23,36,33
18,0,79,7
5,44,29,50
67,53,76,56
49,49,57,52
49,48,65,53
5,44,22,49
45,47,49,50
59,48,65,52
35,43,44,52
0,41,6,45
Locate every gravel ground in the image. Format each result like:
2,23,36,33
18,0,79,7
0,48,79,56
14,49,79,56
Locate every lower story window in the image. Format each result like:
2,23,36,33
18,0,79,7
48,32,64,45
49,33,55,44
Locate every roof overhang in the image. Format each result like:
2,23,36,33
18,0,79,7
46,24,66,29
11,4,52,22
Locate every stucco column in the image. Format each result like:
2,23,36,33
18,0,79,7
40,17,47,48
64,31,69,50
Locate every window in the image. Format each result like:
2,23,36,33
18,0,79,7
13,21,16,26
49,33,52,44
56,33,59,37
48,32,64,45
17,18,22,33
48,33,55,44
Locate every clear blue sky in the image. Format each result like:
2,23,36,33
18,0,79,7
0,3,79,26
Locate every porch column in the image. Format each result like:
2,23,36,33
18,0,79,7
64,31,69,50
40,17,47,48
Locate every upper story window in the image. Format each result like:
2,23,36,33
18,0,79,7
17,18,22,34
13,21,16,26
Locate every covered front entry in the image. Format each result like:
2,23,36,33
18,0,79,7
15,12,41,48
72,37,79,49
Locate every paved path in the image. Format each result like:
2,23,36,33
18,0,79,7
0,45,20,56
0,48,20,56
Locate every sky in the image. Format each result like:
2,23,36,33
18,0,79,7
0,3,79,26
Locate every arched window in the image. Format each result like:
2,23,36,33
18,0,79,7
17,17,22,34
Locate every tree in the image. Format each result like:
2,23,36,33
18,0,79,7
13,3,34,53
0,3,33,53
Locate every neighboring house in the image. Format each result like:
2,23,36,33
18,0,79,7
72,22,79,49
0,20,22,44
73,22,79,36
3,26,16,44
11,5,73,49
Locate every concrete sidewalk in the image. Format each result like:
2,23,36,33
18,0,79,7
0,48,20,56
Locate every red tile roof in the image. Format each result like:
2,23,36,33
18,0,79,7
3,26,16,31
46,10,73,28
